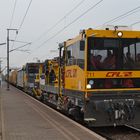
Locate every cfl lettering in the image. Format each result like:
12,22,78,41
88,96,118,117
65,69,77,78
106,72,132,77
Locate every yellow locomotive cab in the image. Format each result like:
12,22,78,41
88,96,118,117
58,26,140,126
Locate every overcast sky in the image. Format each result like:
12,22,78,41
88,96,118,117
0,0,140,71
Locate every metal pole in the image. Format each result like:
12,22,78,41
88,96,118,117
7,29,9,90
6,28,18,90
0,60,1,73
58,46,61,96
0,60,2,88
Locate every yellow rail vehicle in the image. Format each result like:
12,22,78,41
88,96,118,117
40,58,60,104
10,26,140,127
54,26,140,126
9,70,18,86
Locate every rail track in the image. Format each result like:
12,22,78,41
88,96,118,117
90,125,140,140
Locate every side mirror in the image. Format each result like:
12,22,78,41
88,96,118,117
80,40,85,51
67,50,71,59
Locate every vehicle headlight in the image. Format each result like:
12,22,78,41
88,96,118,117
117,31,123,38
89,80,94,85
86,84,91,89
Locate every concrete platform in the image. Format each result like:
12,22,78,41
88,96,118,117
0,83,106,140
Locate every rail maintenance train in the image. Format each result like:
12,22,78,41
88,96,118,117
9,26,140,127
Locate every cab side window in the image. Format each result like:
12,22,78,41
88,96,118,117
66,41,85,69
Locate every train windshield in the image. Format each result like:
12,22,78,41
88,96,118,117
27,65,39,73
87,37,140,71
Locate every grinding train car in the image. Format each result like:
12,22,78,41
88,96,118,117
40,26,140,126
9,26,140,127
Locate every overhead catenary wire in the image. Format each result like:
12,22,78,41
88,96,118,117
32,0,86,43
110,9,140,24
39,3,140,60
11,0,33,49
10,42,31,52
130,20,140,26
95,5,140,29
34,0,104,52
10,39,31,44
9,0,18,28
18,0,33,31
12,49,30,54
